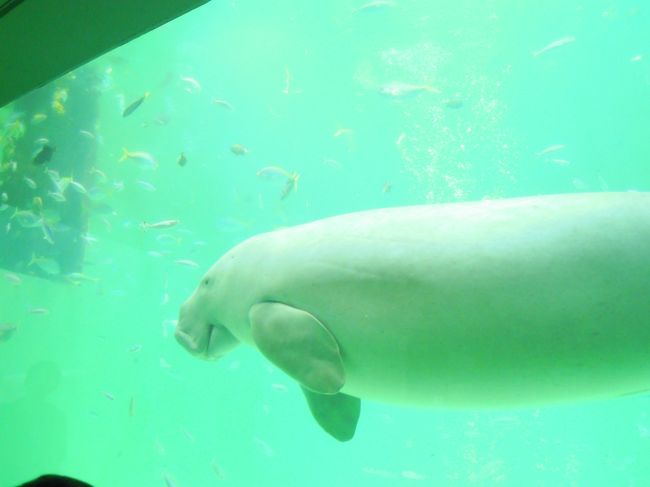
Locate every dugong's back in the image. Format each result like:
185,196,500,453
240,193,650,407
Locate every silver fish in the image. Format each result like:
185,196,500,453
532,36,576,57
29,307,50,315
4,272,22,285
535,144,566,157
353,0,396,13
379,81,440,97
140,220,179,230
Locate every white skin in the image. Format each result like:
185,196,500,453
177,192,650,408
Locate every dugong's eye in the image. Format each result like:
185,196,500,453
203,278,210,287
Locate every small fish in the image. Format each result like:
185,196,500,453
29,255,60,275
136,180,156,192
65,272,99,283
23,177,37,189
90,167,108,182
256,165,293,180
211,460,225,479
379,81,440,97
353,0,396,13
177,152,187,167
129,396,136,416
382,181,392,193
535,144,565,157
47,191,66,203
29,307,50,315
401,470,426,480
181,427,195,442
181,76,202,93
0,323,17,342
396,133,406,145
32,144,56,166
12,209,42,228
333,128,353,137
252,437,275,458
33,195,43,211
46,168,61,183
41,223,55,245
282,66,292,95
52,100,65,115
280,172,300,200
549,158,570,165
51,88,68,115
163,474,177,487
140,220,179,230
4,272,22,285
79,130,96,139
103,391,115,401
4,160,17,172
31,113,47,124
129,344,143,353
532,36,576,57
122,92,150,117
175,259,199,268
256,165,300,199
5,119,26,139
119,148,158,169
81,234,99,245
230,144,249,155
212,98,233,109
67,179,88,195
271,383,288,392
631,54,642,62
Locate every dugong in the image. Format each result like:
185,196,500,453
176,192,650,441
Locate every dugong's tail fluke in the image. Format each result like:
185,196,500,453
301,387,361,441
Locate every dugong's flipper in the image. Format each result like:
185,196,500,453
301,386,360,442
249,302,360,440
249,302,345,393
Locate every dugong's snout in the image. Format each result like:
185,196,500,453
176,299,240,361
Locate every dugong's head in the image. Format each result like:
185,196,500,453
176,263,241,361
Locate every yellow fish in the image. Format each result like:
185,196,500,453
32,113,47,124
52,88,68,115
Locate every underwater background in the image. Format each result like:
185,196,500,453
1,0,650,485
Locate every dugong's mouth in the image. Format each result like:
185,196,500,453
175,323,235,361
175,324,214,359
175,327,201,352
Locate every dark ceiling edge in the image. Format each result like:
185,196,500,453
1,0,210,108
0,0,25,18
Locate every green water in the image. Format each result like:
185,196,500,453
2,0,650,485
